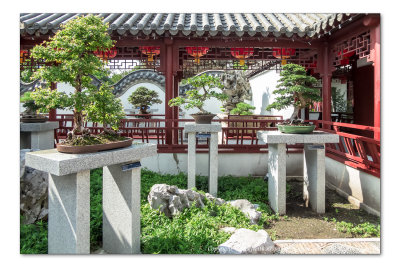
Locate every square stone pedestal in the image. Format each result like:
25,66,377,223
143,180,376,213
25,143,157,254
20,121,59,150
184,122,221,197
257,130,339,214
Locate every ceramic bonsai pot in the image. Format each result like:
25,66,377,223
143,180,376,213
277,124,316,134
190,113,216,124
56,138,133,154
20,115,49,123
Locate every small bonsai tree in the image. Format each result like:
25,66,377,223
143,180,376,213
30,15,115,135
331,87,347,112
266,64,320,123
128,86,162,114
86,83,125,131
168,74,228,114
230,102,256,115
20,92,47,116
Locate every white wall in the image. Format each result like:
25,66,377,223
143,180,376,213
248,70,294,119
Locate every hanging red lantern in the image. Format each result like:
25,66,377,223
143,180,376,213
139,46,160,62
230,47,254,66
93,47,118,61
337,49,356,66
20,50,28,64
272,48,296,65
185,47,209,64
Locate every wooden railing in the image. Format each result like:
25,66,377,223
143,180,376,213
52,114,380,177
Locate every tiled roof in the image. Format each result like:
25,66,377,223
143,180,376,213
20,13,354,38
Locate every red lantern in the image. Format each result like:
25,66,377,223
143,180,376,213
272,48,296,65
185,47,209,64
230,48,254,66
139,46,160,62
20,50,28,64
338,49,355,66
93,47,118,61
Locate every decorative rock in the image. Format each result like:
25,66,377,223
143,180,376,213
218,228,276,254
205,193,226,205
228,199,261,225
148,184,223,217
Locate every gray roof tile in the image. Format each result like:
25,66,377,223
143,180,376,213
20,13,355,38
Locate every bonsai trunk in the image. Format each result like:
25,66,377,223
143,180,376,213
73,110,84,134
289,106,300,121
139,106,148,114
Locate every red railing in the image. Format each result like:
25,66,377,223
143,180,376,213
52,114,380,177
317,120,380,177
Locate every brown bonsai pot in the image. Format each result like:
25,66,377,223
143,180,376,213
20,114,48,123
190,113,216,124
56,138,133,154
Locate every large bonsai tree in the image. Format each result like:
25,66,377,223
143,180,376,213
266,64,320,123
128,86,162,114
30,15,115,134
169,74,227,114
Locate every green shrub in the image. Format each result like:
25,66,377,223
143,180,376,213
20,216,48,254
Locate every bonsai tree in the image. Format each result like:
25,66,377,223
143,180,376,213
128,86,162,114
86,83,125,131
331,87,347,112
266,64,320,123
168,74,228,114
230,102,256,115
29,15,115,135
20,92,48,116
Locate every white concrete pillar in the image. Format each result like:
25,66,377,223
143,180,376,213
303,144,326,213
267,143,287,215
20,122,59,150
103,163,141,254
208,132,219,197
187,132,196,190
48,170,90,254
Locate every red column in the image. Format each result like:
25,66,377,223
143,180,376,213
49,82,57,121
173,76,179,144
372,24,381,140
164,40,174,145
321,43,332,128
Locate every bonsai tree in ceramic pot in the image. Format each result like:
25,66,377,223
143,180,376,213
29,15,131,152
266,63,320,134
20,92,49,123
168,74,228,124
128,86,162,115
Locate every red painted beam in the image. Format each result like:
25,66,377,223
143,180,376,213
370,22,381,141
319,43,333,127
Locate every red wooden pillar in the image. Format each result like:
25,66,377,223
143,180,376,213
48,82,57,121
319,42,332,128
365,16,380,140
173,75,180,144
164,39,174,145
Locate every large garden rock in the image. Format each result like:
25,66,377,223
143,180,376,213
20,149,48,224
147,184,225,217
218,228,276,254
228,199,261,225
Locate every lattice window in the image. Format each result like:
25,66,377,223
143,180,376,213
178,46,318,78
332,31,370,68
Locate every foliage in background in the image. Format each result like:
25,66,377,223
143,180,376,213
230,102,256,115
90,169,103,250
232,61,249,70
331,87,347,112
20,68,34,83
30,15,114,134
20,216,48,254
86,83,125,130
128,86,162,114
325,217,380,237
169,74,227,114
266,64,320,121
20,92,49,114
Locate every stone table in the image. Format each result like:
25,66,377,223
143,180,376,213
20,121,59,150
184,122,221,197
25,143,157,254
257,131,339,214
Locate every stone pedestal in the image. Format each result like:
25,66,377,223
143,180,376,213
25,143,157,254
20,121,59,150
184,123,222,197
257,131,339,214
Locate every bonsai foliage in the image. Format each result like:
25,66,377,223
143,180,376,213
20,92,48,115
128,86,162,114
86,83,125,131
266,64,320,122
169,74,228,114
230,102,256,115
30,15,114,134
